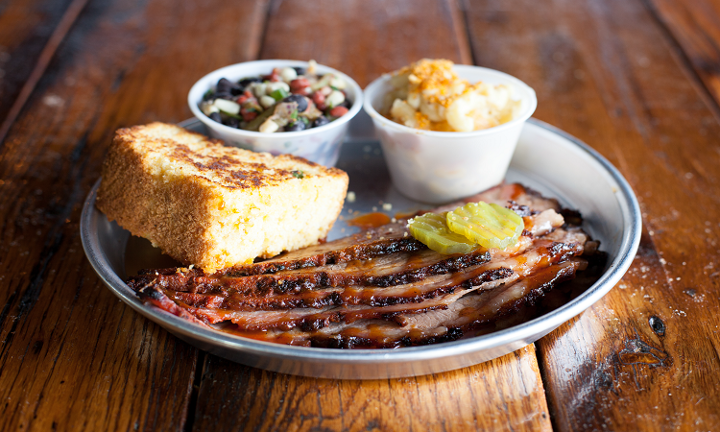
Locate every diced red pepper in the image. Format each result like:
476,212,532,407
329,106,349,117
238,90,256,105
261,70,281,82
241,108,258,121
269,68,282,82
290,78,310,93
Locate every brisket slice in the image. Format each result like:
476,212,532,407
143,229,586,332
128,248,491,297
425,183,562,216
233,259,584,348
161,267,512,311
395,259,587,328
156,227,583,314
185,274,515,332
215,183,564,277
126,208,565,298
134,282,213,329
223,222,423,276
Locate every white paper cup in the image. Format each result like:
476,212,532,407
189,60,363,167
363,65,537,203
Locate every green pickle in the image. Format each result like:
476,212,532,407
407,212,477,255
446,202,524,249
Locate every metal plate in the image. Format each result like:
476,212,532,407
80,116,641,379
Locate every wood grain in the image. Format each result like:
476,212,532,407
193,345,551,432
464,0,720,430
260,0,472,87
3,0,720,430
648,0,720,111
0,0,268,430
0,0,79,130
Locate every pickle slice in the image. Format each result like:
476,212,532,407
446,202,524,250
407,212,477,255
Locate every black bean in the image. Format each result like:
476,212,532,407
223,117,240,128
313,116,330,128
239,77,261,88
216,78,232,91
285,121,307,132
282,94,308,112
214,91,235,100
217,78,242,96
209,112,222,123
293,67,306,76
339,99,351,109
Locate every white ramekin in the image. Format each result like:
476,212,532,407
363,65,537,203
188,60,363,167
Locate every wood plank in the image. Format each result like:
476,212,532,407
0,0,80,134
464,0,720,430
186,1,551,431
193,345,551,432
0,0,269,430
647,0,720,110
259,0,472,87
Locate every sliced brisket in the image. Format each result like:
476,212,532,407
126,183,595,349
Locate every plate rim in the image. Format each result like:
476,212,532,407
80,118,641,371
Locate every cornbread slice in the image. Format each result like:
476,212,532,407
96,123,348,273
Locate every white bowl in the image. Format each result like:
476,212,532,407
363,65,537,203
188,60,363,167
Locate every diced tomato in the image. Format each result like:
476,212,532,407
329,106,349,117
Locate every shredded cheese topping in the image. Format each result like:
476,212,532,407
387,59,521,132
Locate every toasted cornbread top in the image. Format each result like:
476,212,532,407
115,122,345,190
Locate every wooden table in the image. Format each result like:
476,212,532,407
2,0,719,430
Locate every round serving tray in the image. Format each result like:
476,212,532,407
80,117,641,379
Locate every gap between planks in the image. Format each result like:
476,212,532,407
456,1,558,426
0,0,90,148
451,2,559,427
180,2,271,430
640,0,720,122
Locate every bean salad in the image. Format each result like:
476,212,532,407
199,60,351,133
